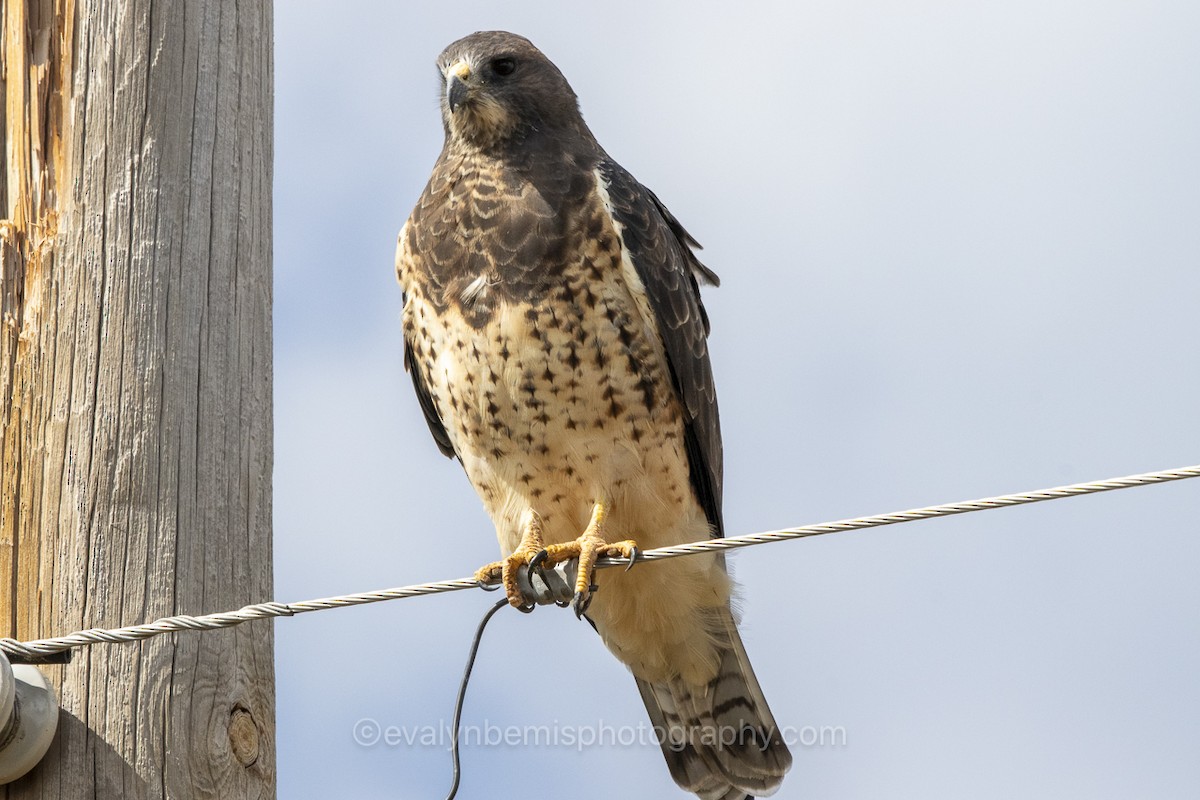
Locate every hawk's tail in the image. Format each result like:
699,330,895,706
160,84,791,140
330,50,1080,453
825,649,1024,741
635,609,792,800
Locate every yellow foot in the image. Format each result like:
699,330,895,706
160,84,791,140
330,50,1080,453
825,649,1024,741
474,512,547,613
532,501,639,618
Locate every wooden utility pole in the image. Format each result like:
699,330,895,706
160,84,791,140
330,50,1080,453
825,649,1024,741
1,2,275,798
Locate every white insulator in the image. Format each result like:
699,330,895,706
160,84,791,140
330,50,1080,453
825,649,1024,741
0,651,59,785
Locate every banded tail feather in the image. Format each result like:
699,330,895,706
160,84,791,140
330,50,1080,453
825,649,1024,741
636,609,791,799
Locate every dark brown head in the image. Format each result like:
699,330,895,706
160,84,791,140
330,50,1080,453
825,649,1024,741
437,32,587,151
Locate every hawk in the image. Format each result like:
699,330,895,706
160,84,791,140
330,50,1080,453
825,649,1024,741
396,31,792,800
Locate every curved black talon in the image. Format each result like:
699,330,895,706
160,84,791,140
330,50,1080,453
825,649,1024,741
624,546,641,572
516,598,537,614
554,598,571,608
572,584,600,619
526,549,551,594
476,579,501,592
528,549,550,572
572,591,590,619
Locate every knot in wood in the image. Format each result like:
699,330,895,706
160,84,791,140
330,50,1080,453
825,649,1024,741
228,706,260,767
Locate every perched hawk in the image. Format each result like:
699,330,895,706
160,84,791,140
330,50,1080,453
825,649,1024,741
396,31,792,800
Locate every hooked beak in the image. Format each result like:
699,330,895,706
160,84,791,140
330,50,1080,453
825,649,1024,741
446,60,471,113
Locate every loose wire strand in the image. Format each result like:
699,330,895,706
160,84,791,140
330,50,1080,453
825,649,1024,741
444,598,509,800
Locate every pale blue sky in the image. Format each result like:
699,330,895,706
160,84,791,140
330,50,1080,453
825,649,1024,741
272,3,1200,797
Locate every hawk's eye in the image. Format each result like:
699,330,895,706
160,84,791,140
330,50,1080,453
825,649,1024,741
491,57,516,77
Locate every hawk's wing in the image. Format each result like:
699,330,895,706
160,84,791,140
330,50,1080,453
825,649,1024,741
397,223,457,460
597,159,725,538
401,310,457,459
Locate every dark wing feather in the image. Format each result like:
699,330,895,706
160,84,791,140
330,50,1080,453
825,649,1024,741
400,292,457,460
598,159,724,538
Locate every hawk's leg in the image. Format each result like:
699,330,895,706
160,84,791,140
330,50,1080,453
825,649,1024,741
474,512,548,612
533,501,639,618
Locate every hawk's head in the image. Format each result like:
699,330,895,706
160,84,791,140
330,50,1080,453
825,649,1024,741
437,31,584,151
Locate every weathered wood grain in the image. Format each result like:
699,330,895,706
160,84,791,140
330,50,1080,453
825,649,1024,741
1,2,275,797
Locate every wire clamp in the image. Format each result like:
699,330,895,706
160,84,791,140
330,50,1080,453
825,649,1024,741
513,558,579,607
